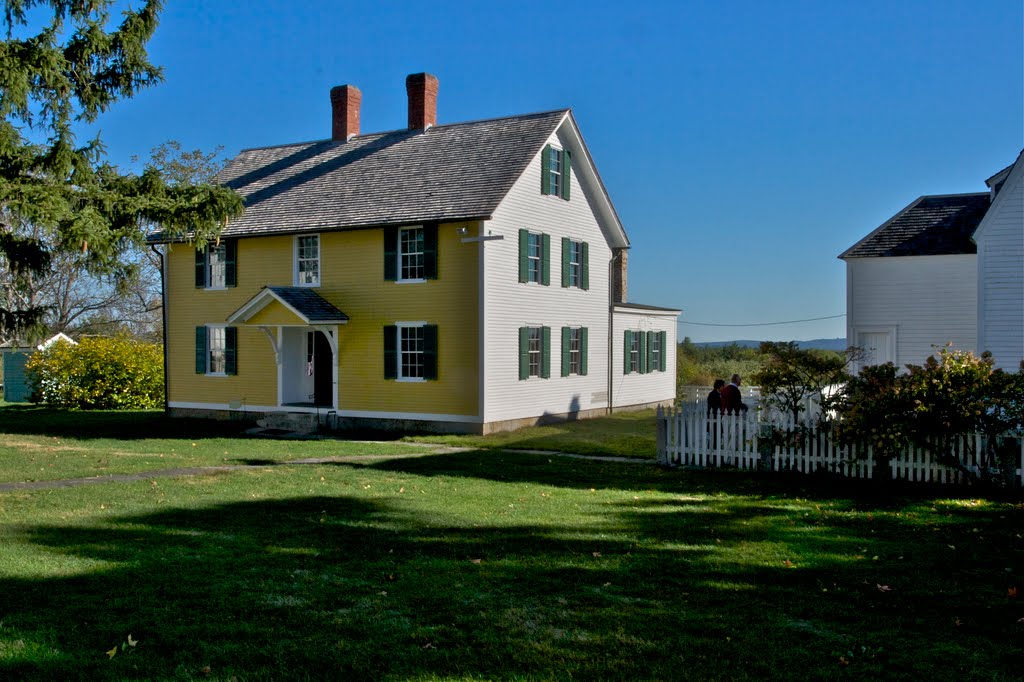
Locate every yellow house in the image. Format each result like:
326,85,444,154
152,73,679,434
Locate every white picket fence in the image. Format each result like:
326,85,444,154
657,402,1024,486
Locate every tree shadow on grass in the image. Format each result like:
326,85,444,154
3,479,1020,680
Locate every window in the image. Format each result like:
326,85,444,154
561,326,589,376
649,331,661,372
561,238,589,290
194,241,236,289
399,226,425,280
195,326,237,376
629,331,640,374
518,326,551,379
384,224,438,281
518,229,550,285
383,324,438,380
296,235,320,286
540,144,571,200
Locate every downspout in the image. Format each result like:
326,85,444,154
607,250,618,415
151,244,170,415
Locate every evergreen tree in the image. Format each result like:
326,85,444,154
0,0,243,339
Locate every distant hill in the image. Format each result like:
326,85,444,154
694,338,847,351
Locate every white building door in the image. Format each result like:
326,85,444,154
857,330,895,367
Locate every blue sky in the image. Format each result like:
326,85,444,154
90,0,1022,342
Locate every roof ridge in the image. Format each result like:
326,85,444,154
236,108,571,154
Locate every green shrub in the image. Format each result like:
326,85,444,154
26,335,164,409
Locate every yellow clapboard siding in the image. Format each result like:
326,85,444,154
164,225,479,416
246,299,307,326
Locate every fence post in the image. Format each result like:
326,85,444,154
656,406,667,465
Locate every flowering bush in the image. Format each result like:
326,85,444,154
26,335,164,409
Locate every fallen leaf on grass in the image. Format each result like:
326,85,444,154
199,666,211,675
592,552,602,558
127,634,138,647
422,642,435,649
470,559,481,565
106,647,117,659
876,584,892,592
1009,587,1019,598
783,560,794,568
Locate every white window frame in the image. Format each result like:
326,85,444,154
294,234,320,287
568,327,582,375
527,326,542,378
547,147,562,196
206,324,228,376
205,243,227,290
568,239,582,288
398,225,426,283
396,321,427,382
650,332,661,372
527,232,542,284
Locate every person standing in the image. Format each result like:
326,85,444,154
720,374,748,414
706,379,725,417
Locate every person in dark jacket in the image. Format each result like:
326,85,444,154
720,374,748,414
706,379,725,417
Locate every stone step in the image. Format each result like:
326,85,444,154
256,411,319,433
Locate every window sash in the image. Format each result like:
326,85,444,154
297,236,319,285
207,244,227,288
208,327,226,374
568,241,581,287
528,327,541,377
651,334,661,371
399,326,425,379
548,148,561,195
399,227,425,280
569,328,581,375
527,233,542,283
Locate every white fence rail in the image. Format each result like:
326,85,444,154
657,402,1024,486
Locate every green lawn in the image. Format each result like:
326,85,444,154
406,408,659,458
1,407,1022,680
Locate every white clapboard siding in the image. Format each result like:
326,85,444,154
846,254,977,370
611,308,677,409
657,403,1024,487
976,158,1024,371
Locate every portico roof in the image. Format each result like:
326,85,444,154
227,286,349,325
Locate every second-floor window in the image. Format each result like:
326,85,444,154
518,229,550,285
296,235,320,286
194,241,236,289
400,226,425,280
561,238,589,290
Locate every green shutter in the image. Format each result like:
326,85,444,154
225,327,238,376
561,237,570,287
639,331,648,374
383,326,397,379
423,224,438,280
225,241,237,287
541,233,550,286
541,144,551,195
580,242,589,290
423,325,438,379
623,330,631,374
580,327,588,376
383,227,398,281
561,326,571,377
195,326,207,374
561,149,572,200
518,229,529,283
541,326,551,378
659,331,667,371
195,248,205,288
647,331,656,374
518,327,530,380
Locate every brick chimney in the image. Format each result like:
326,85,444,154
612,249,628,303
330,85,361,141
405,73,438,130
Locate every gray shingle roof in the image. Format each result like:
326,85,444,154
266,287,348,323
157,110,568,241
841,193,990,258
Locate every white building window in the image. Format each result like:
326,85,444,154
399,226,425,281
207,326,226,375
527,233,542,283
296,235,320,286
